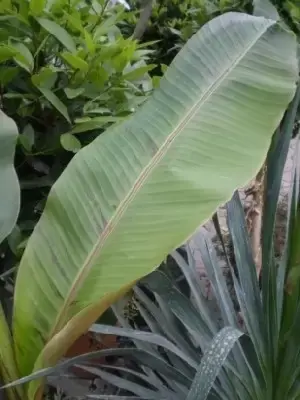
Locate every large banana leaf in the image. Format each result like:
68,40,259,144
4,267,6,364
0,111,20,244
12,12,298,398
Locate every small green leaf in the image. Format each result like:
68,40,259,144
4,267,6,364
0,66,18,85
187,327,243,400
7,224,23,256
87,67,109,88
11,42,34,73
123,64,156,81
84,30,95,55
74,116,91,123
68,116,124,134
93,10,124,39
152,76,161,89
38,87,71,123
19,124,35,151
60,52,88,71
84,107,110,115
31,67,57,88
64,11,83,33
95,44,121,62
36,18,76,53
0,45,16,63
29,0,46,16
60,133,81,153
64,87,84,99
161,64,168,74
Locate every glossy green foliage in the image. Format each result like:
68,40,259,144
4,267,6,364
0,1,155,152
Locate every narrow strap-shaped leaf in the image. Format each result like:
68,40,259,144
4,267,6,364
202,232,265,399
186,327,243,400
154,294,199,362
195,230,238,328
227,193,267,372
90,323,196,368
212,213,232,268
191,232,262,399
143,271,215,347
171,249,217,332
263,84,300,304
0,111,20,245
1,347,188,389
112,302,166,365
133,285,197,360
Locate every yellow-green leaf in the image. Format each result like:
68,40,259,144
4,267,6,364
60,52,88,71
123,64,156,81
36,18,76,53
60,133,81,153
64,87,84,99
0,45,16,63
84,30,95,55
0,66,19,85
93,9,124,39
29,0,46,16
11,42,34,73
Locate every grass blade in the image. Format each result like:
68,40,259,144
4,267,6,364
77,365,163,400
0,348,187,389
90,324,196,368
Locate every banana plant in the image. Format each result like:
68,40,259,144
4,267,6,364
0,10,298,400
0,111,20,400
